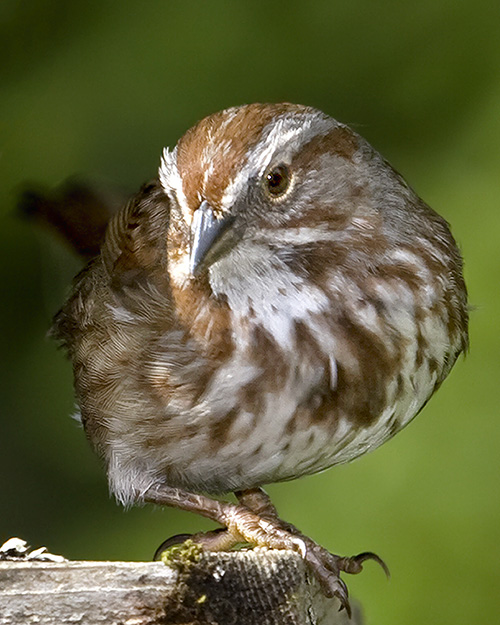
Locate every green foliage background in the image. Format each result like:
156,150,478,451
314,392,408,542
1,2,499,623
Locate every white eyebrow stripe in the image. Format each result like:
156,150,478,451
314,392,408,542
220,113,334,210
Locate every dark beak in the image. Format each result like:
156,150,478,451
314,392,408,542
189,200,236,275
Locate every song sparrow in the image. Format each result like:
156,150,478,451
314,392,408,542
52,103,468,610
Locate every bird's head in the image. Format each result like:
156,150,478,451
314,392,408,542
159,103,371,286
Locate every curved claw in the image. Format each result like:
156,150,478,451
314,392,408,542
303,545,351,615
153,533,194,560
338,596,352,619
337,551,390,578
333,577,351,617
154,527,241,561
314,570,351,616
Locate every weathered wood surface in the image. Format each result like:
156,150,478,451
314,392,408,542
0,549,363,624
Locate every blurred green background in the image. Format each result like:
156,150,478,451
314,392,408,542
1,1,499,623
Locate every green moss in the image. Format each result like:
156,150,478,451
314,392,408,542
160,539,204,573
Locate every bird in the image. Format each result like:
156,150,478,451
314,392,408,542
52,102,468,610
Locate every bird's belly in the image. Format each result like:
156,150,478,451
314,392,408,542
103,296,452,503
176,378,434,494
105,350,438,501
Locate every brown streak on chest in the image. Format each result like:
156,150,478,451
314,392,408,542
170,277,234,363
293,302,404,430
208,408,240,447
283,320,337,435
334,312,400,426
238,324,291,416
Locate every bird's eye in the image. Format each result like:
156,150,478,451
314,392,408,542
264,164,291,198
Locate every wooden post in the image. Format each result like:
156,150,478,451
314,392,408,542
0,548,363,624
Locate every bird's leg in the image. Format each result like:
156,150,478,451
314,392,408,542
235,487,281,520
153,487,297,555
147,484,387,612
150,487,243,555
147,484,306,554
